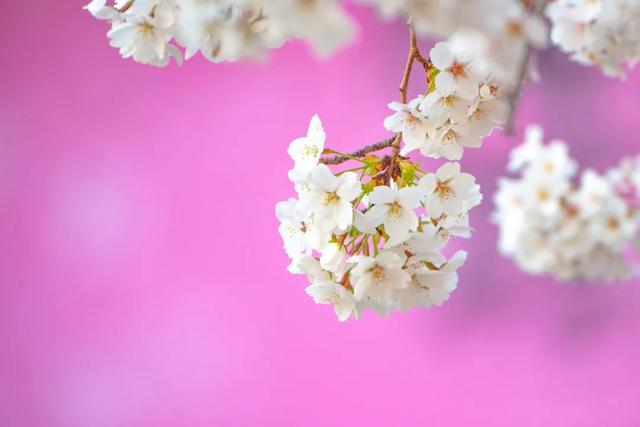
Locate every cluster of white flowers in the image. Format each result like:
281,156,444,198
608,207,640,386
384,41,510,160
494,125,640,282
85,0,354,66
547,0,640,77
361,0,548,85
275,35,512,320
277,115,482,320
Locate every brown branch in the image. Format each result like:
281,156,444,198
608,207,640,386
320,138,396,165
320,24,426,171
389,24,421,179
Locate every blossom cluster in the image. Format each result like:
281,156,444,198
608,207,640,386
85,0,353,66
493,125,640,282
547,0,640,77
384,41,510,160
277,115,481,320
275,38,509,320
361,0,548,85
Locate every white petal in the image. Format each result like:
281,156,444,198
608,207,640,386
369,186,397,205
437,162,461,180
430,42,453,69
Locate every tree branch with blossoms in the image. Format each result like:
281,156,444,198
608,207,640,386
277,24,510,321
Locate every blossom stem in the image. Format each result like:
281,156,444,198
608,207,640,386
320,138,396,165
337,166,366,175
389,24,425,179
321,23,430,183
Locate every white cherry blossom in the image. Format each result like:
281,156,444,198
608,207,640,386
300,164,361,232
350,251,410,302
420,162,478,218
430,41,488,100
306,281,358,321
288,114,326,179
365,185,425,247
383,97,434,155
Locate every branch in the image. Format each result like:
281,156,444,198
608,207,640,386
504,44,531,134
390,24,421,174
505,2,547,134
320,138,396,165
319,25,427,169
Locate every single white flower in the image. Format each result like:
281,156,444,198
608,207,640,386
396,250,467,310
430,41,487,100
107,7,181,66
306,282,358,321
420,90,470,128
523,140,577,181
383,97,434,155
350,251,410,302
467,98,509,138
300,164,360,232
365,185,425,247
275,198,308,259
287,114,326,177
589,197,636,251
421,122,481,161
420,162,478,218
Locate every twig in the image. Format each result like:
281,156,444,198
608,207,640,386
320,24,427,171
505,1,547,134
389,24,422,176
505,44,531,134
320,138,396,165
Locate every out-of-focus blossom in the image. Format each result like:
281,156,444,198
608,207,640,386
493,124,640,282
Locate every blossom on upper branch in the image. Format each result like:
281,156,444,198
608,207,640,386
547,0,640,77
384,39,508,160
86,0,355,66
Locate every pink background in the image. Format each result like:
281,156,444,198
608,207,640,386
2,2,640,426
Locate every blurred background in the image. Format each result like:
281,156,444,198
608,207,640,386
2,2,640,426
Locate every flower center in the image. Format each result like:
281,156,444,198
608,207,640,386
607,217,620,231
303,144,319,158
436,181,455,200
471,106,485,120
442,128,460,144
537,188,550,201
326,292,341,304
564,204,579,218
138,22,155,35
387,202,403,220
450,62,465,77
506,21,523,37
324,191,339,206
370,266,386,283
442,95,456,108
